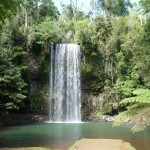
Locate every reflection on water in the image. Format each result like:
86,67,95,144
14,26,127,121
0,122,150,150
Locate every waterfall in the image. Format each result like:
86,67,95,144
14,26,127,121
49,44,81,122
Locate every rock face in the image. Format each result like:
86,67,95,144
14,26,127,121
81,93,101,120
68,139,136,150
27,53,42,79
81,92,117,122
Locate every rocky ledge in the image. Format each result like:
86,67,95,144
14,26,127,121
0,113,48,127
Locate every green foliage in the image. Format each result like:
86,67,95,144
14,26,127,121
0,0,22,23
74,18,90,41
35,17,59,45
30,93,46,111
62,4,74,20
114,89,150,132
0,48,26,110
38,0,59,21
96,0,132,16
101,80,119,114
114,79,137,97
122,89,150,104
140,0,150,13
11,46,28,70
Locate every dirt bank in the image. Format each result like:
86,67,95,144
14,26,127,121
68,139,136,150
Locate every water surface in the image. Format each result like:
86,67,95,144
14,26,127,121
0,122,149,150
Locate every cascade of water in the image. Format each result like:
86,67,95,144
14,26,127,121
49,44,81,122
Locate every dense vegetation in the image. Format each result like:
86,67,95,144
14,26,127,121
0,0,150,131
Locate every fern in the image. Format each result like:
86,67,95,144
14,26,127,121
114,89,150,132
121,88,150,104
132,89,150,95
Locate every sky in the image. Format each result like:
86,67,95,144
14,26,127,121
54,0,140,13
54,0,91,12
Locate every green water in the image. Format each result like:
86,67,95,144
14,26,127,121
0,122,149,150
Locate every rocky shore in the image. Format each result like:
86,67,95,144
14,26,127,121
85,114,117,122
0,112,118,127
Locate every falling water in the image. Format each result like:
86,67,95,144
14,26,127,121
49,44,81,122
